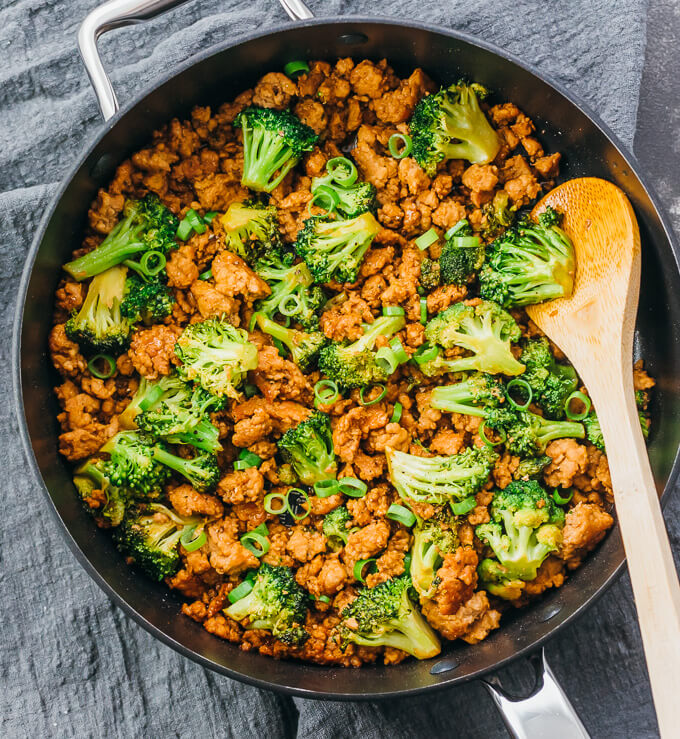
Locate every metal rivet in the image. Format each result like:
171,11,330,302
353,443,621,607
430,658,459,675
537,604,562,622
337,33,368,45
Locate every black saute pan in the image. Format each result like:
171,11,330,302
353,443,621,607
13,0,680,735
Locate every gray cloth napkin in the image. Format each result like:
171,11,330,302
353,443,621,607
0,0,658,737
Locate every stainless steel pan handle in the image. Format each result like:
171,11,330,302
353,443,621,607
78,4,589,736
482,650,590,739
78,0,314,120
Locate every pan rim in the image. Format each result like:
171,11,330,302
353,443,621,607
12,15,680,700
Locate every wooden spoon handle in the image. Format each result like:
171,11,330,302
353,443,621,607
591,376,680,736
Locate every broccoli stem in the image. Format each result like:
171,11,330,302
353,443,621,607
64,214,147,281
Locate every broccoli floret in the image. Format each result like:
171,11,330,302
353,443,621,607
122,373,225,453
339,574,441,659
254,251,326,330
220,200,283,265
120,273,174,325
439,219,486,285
423,300,525,376
254,312,327,372
481,190,515,241
233,106,318,193
114,503,204,581
225,563,310,645
294,212,381,284
519,337,578,419
479,208,576,308
419,258,441,291
318,314,406,389
73,459,129,527
486,407,585,457
513,455,552,481
386,445,497,507
583,409,649,454
64,195,178,280
583,413,604,452
65,265,130,354
277,412,337,486
410,513,460,598
175,318,259,399
152,446,220,494
477,558,526,600
310,173,377,218
322,505,357,550
410,81,501,177
429,372,506,417
101,431,169,499
476,481,565,581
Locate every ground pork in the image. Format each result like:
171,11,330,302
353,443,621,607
50,57,631,668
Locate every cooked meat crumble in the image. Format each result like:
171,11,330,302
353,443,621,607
49,57,654,667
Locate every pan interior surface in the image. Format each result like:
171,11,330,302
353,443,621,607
16,20,680,699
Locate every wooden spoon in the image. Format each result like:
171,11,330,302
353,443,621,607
528,177,680,736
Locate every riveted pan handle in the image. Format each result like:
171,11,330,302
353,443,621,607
481,650,590,739
78,0,315,121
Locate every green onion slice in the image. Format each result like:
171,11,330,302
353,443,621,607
199,268,213,281
284,60,310,77
374,347,399,376
390,402,403,424
386,503,417,527
240,528,270,557
234,451,262,470
87,354,116,379
338,477,368,498
383,305,405,316
415,227,439,250
228,579,254,604
185,208,207,234
412,343,439,365
506,378,533,410
420,298,428,325
203,211,218,224
448,235,481,248
314,380,339,408
326,157,358,187
564,391,591,421
244,383,258,398
359,384,387,406
316,594,331,604
138,384,165,412
140,250,166,276
389,338,409,364
553,488,574,505
181,526,207,552
445,219,470,239
279,293,302,316
176,218,193,241
479,420,507,447
388,133,413,159
272,337,288,358
288,488,310,521
403,552,412,575
353,558,377,583
451,496,477,516
313,479,340,498
309,186,340,215
264,492,289,515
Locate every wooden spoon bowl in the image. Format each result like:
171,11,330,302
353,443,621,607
528,177,680,736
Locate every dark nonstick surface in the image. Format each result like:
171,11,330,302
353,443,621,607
14,18,680,699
